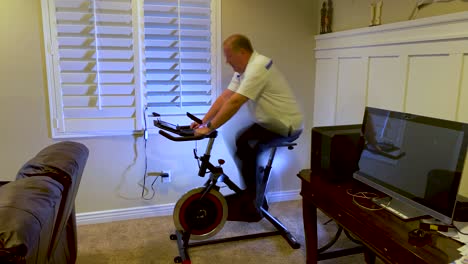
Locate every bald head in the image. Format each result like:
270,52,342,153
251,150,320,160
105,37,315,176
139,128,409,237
223,34,254,53
223,34,254,74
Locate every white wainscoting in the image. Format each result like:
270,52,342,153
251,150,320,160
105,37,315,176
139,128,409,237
76,189,301,225
313,11,468,127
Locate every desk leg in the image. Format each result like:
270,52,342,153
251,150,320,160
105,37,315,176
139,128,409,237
302,198,318,264
364,247,376,264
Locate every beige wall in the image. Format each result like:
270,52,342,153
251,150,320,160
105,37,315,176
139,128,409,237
0,2,54,174
317,0,468,33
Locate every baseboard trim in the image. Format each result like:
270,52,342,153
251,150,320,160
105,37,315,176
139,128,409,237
77,203,175,226
77,189,300,226
266,189,301,203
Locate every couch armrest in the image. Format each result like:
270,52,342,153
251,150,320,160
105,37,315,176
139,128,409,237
16,141,89,262
0,177,63,263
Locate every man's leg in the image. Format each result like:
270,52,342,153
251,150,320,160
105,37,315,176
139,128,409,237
235,124,281,191
235,124,287,219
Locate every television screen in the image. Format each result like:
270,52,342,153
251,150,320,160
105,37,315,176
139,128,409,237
354,107,468,224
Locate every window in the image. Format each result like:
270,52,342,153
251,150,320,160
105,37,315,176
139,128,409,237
41,0,220,138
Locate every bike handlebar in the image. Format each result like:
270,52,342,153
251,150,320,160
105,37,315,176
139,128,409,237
158,129,205,142
186,112,203,124
152,112,217,142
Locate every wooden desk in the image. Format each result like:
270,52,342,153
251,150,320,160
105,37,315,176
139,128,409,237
298,169,463,264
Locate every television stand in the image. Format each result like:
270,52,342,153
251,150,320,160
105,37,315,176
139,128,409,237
372,196,428,221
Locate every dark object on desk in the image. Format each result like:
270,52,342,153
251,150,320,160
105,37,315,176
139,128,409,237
408,228,432,247
454,201,468,222
311,125,363,182
419,219,450,232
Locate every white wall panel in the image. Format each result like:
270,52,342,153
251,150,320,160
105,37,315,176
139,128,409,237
458,54,468,123
335,57,366,125
313,58,338,126
405,55,460,120
367,56,406,112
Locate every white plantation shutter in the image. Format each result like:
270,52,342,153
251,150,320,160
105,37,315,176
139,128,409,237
41,0,218,137
143,0,215,116
43,0,142,137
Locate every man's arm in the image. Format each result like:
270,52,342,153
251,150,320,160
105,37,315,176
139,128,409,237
209,92,248,129
191,89,234,128
195,92,249,135
202,89,234,123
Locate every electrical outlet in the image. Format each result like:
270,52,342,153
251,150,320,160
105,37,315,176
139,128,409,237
161,170,171,183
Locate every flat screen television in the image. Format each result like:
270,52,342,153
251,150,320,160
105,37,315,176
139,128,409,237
353,107,468,224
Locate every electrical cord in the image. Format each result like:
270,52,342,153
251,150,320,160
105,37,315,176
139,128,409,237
455,225,468,235
142,176,160,200
317,190,383,253
318,226,343,253
193,140,210,175
141,106,152,199
194,141,201,169
318,221,361,254
347,189,391,211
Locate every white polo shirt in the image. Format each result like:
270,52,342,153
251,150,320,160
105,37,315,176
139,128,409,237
227,51,303,137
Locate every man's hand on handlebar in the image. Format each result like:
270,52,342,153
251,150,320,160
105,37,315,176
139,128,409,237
190,121,202,129
194,126,212,136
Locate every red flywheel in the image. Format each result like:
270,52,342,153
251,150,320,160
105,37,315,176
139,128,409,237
173,187,228,240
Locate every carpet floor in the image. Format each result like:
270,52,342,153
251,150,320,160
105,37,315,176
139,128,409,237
77,200,376,264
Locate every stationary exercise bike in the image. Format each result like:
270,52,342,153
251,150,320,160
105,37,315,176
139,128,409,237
153,112,301,264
